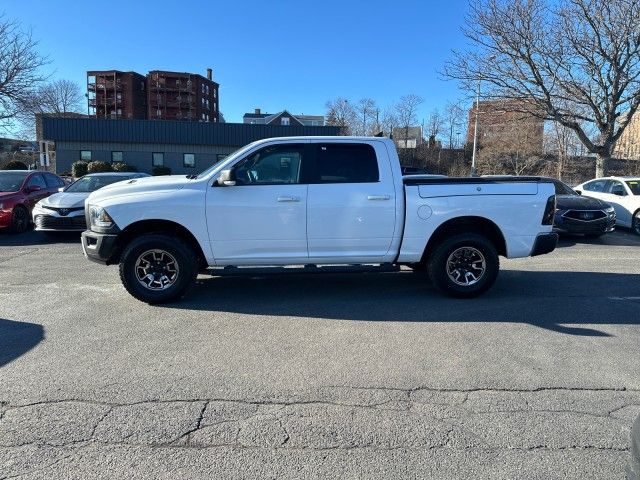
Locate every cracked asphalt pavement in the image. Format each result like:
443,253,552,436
1,229,640,479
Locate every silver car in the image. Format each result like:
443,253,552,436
32,172,149,232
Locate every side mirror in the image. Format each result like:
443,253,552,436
215,169,236,187
26,185,42,193
575,190,582,195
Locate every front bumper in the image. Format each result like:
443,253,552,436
531,232,559,257
34,213,86,231
0,209,12,229
81,230,119,265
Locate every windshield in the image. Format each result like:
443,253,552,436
0,172,29,192
626,180,640,195
66,175,134,193
196,142,260,179
554,180,577,196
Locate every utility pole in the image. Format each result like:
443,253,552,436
471,79,481,177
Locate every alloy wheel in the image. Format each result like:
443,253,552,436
134,249,180,291
446,246,487,286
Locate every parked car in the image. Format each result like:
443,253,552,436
81,137,558,303
0,170,65,233
574,176,640,234
32,172,149,233
551,179,615,237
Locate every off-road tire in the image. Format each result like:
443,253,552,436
119,234,198,304
427,233,499,298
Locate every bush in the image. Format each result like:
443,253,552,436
2,160,28,170
71,161,88,178
87,161,113,173
152,166,172,176
112,162,138,172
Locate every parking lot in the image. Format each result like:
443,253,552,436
1,229,640,479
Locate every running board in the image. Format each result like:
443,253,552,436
205,263,401,277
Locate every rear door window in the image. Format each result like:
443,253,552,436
312,143,379,183
44,173,64,188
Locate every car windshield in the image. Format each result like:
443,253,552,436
554,180,577,195
0,172,29,192
625,180,640,195
66,175,134,193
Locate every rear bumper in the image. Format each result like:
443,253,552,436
531,232,559,257
81,230,119,265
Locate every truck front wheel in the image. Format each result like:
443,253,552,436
427,233,499,298
119,234,198,304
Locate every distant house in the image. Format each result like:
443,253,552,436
392,126,424,149
243,108,325,127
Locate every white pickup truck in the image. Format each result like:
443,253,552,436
81,137,558,303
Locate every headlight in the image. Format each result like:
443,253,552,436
88,205,114,229
604,206,614,213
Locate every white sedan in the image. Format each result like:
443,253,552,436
574,176,640,234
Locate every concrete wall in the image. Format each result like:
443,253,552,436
55,141,239,175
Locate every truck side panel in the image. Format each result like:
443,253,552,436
398,183,555,262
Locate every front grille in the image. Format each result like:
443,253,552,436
34,215,86,230
563,210,607,221
42,206,84,216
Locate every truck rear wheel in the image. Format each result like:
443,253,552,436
427,233,499,298
119,234,198,304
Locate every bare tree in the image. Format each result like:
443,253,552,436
380,107,398,138
17,79,83,135
444,101,465,148
355,98,376,136
444,0,640,177
325,97,358,135
395,94,424,145
426,108,442,140
0,16,48,132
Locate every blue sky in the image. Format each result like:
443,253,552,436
3,0,472,123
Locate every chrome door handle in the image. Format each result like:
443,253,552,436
277,196,300,202
367,195,391,201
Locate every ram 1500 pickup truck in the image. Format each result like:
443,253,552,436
81,137,558,303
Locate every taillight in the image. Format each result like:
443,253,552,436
542,194,556,225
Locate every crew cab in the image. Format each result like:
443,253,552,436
81,137,558,303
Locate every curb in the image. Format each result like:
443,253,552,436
629,413,640,480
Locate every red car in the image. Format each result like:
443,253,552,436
0,170,66,233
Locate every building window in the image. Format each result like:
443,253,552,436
183,153,195,168
281,117,290,126
111,151,123,163
201,84,205,94
206,85,209,95
152,152,164,167
80,150,92,161
141,81,145,91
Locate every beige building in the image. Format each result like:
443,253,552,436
614,111,640,160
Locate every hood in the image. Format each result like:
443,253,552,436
40,192,89,209
87,175,192,204
556,194,610,210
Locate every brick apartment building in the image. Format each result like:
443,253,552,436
87,68,219,122
614,111,640,160
466,98,544,155
87,71,147,120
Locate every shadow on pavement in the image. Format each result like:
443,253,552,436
0,318,44,367
0,229,81,247
164,269,640,337
557,229,640,248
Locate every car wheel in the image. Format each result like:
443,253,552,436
633,210,640,236
427,233,499,298
119,234,198,304
9,206,29,234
